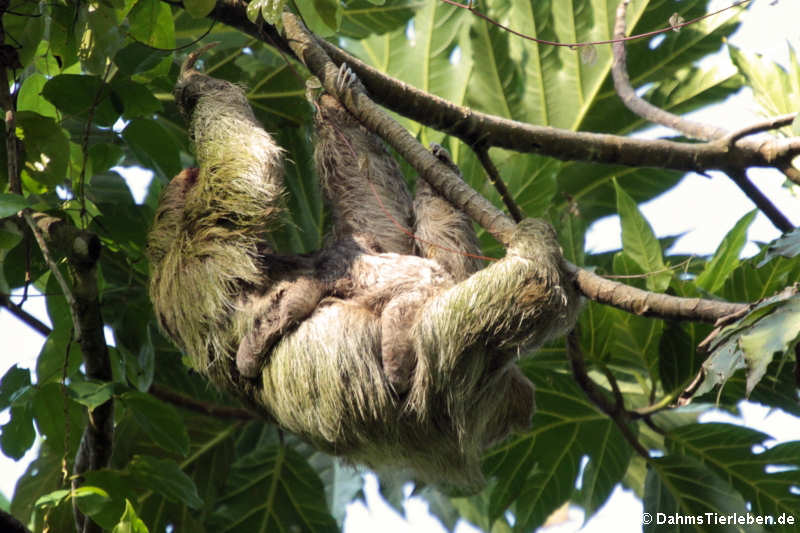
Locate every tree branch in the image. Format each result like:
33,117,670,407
724,167,794,233
317,38,800,175
149,384,258,421
723,113,798,145
0,509,30,533
567,331,650,459
473,146,524,223
611,0,795,231
283,11,517,244
197,0,800,178
0,293,51,336
611,0,727,141
21,212,111,533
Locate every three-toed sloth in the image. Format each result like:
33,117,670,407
147,56,580,491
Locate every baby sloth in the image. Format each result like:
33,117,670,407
147,57,580,491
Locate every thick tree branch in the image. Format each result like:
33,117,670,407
0,0,20,194
283,12,517,244
20,212,111,533
570,267,748,321
0,509,30,533
196,0,800,178
281,12,750,324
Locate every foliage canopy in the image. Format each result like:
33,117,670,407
1,0,799,532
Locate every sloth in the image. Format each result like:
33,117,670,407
147,55,581,491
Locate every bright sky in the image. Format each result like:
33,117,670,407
2,1,800,532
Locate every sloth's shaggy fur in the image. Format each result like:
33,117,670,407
147,61,581,491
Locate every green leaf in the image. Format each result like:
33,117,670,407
667,423,800,520
183,0,217,18
467,14,522,121
121,119,182,180
37,326,84,385
505,0,615,129
761,227,800,265
483,371,631,530
644,455,758,533
16,111,71,188
68,381,115,410
246,0,287,25
34,489,70,509
339,0,417,39
121,391,189,456
89,144,125,175
128,0,175,49
721,253,798,303
730,46,799,132
128,455,203,509
81,470,137,529
295,0,342,36
110,78,163,119
695,209,757,293
4,1,44,67
341,0,470,138
114,43,171,76
41,75,118,127
698,293,800,397
611,308,664,376
90,171,136,206
77,2,126,74
32,382,84,456
0,194,33,218
210,445,338,532
0,365,31,409
113,500,149,533
658,322,705,394
73,485,112,520
0,405,35,460
17,74,58,118
614,180,670,292
738,297,800,395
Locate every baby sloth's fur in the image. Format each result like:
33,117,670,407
147,58,581,491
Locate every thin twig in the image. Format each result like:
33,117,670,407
567,331,650,459
725,167,793,233
149,384,258,421
631,392,679,419
0,293,51,336
723,113,798,145
22,211,77,311
473,145,524,223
